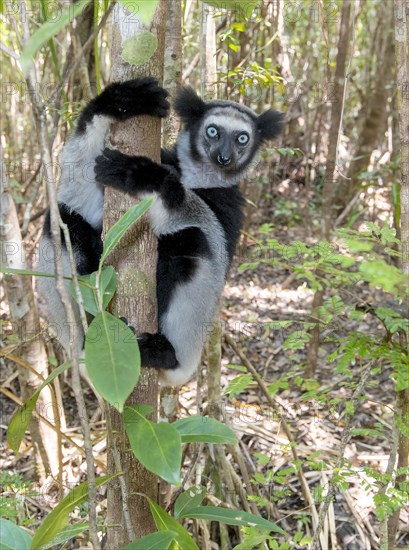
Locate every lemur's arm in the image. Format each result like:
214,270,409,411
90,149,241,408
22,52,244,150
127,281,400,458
95,149,185,210
57,79,170,229
77,78,170,133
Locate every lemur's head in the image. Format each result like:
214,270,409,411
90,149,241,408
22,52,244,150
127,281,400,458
174,87,284,174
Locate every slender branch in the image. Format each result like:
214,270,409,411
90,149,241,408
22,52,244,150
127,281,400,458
104,408,135,541
45,3,115,109
18,0,101,545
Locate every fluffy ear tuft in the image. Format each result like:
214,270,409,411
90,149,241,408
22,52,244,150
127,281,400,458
257,109,285,141
174,87,207,125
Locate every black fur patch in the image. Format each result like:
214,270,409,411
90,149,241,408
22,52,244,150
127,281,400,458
174,87,207,127
77,78,169,134
43,204,102,275
257,110,285,141
161,147,181,173
193,187,244,264
157,227,212,317
138,332,178,370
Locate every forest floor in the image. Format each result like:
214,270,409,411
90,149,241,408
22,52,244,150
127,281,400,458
0,182,408,549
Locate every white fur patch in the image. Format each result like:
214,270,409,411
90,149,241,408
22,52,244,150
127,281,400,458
58,115,111,228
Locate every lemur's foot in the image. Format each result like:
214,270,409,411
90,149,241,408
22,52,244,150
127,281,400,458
138,333,178,371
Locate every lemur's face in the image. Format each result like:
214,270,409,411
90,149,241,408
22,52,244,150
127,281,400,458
199,107,258,172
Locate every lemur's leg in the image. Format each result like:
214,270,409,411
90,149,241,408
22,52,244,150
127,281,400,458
95,151,228,385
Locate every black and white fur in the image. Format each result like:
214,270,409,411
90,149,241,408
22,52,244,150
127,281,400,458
37,78,284,386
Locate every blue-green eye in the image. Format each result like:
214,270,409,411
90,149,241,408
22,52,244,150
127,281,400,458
206,126,219,138
237,132,249,145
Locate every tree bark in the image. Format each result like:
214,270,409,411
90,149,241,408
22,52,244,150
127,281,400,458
305,0,351,377
1,168,60,482
104,1,168,546
336,2,395,209
159,0,182,509
387,2,409,546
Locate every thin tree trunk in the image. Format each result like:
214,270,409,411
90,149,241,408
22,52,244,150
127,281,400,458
305,0,351,378
162,0,182,149
1,166,60,482
387,2,409,546
336,3,395,209
104,1,168,546
159,0,182,509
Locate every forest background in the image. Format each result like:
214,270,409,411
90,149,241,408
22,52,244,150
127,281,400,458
1,1,409,549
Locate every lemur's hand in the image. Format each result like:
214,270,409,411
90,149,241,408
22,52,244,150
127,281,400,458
95,148,167,194
93,77,170,120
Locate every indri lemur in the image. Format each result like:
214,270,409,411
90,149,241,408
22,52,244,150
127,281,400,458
37,78,284,385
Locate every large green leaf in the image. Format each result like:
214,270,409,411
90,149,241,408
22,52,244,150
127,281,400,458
118,0,159,24
174,487,205,519
147,497,199,550
30,475,116,549
124,405,182,485
85,312,140,412
172,417,237,444
100,198,154,267
7,361,71,453
178,506,286,535
40,523,89,549
0,519,32,550
20,0,92,74
121,530,177,550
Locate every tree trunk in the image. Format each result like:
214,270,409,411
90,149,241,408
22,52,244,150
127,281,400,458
387,2,409,546
159,0,182,509
336,2,395,209
305,0,351,377
1,166,60,482
104,2,168,546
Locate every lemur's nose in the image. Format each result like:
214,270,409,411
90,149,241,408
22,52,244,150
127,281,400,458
217,154,232,166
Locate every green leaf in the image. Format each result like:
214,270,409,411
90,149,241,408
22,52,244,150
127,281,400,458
73,266,117,315
20,0,92,74
30,475,116,549
85,312,140,411
118,0,159,25
178,506,286,535
100,198,154,266
0,519,32,550
229,43,239,52
40,523,89,549
359,260,407,294
172,417,237,444
174,487,205,518
125,405,182,485
71,276,97,315
7,361,71,452
283,330,310,351
121,530,178,550
224,374,253,397
147,497,199,550
203,0,261,10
